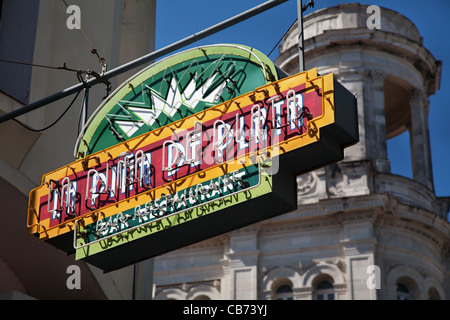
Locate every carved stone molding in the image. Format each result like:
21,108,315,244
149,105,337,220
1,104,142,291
297,171,318,196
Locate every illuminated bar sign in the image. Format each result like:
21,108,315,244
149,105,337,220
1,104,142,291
75,160,297,272
27,44,358,271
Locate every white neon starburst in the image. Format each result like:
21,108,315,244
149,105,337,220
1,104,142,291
113,73,230,138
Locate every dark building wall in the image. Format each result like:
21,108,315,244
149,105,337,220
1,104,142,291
0,0,40,104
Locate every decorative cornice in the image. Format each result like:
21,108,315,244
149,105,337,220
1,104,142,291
155,279,220,295
277,27,440,95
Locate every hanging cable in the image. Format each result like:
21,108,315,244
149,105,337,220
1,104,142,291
0,59,82,73
10,70,91,133
77,72,90,135
12,90,82,132
62,0,95,52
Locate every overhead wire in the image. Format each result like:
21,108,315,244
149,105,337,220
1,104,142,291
267,18,298,57
61,0,108,77
62,0,111,99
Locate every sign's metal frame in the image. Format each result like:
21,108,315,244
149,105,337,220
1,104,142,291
18,0,358,273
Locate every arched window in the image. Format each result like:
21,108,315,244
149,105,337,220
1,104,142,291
396,283,411,300
274,284,294,300
428,287,440,300
315,280,335,300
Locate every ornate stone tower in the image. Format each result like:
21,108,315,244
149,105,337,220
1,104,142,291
152,4,449,300
274,3,449,299
276,3,440,188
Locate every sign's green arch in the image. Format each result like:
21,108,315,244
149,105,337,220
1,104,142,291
75,44,282,158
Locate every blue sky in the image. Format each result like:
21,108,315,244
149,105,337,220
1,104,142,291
155,0,450,198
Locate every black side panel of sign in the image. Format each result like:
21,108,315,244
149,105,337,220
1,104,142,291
81,164,297,273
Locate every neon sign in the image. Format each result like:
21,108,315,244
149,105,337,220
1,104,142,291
75,44,280,157
28,69,323,242
27,45,358,271
76,164,260,248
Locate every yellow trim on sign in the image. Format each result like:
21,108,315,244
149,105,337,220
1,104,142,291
36,160,260,240
28,69,336,240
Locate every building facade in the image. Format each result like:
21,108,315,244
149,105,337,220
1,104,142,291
152,4,450,300
0,0,156,300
